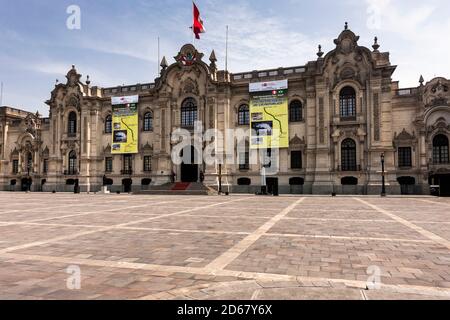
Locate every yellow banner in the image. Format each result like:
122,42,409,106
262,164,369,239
250,80,289,149
111,96,139,154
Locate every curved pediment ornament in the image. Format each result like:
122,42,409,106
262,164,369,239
24,112,42,136
66,65,82,87
175,44,204,67
333,25,360,56
424,78,450,108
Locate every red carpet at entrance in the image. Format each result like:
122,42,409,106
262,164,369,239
171,183,191,191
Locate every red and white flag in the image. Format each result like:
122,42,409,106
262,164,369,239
192,2,205,39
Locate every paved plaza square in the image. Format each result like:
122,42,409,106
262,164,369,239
0,193,449,300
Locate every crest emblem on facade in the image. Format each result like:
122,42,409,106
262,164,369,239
175,44,204,67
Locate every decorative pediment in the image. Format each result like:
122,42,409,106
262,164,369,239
141,142,153,155
289,135,306,149
42,146,50,157
395,129,413,141
11,148,19,158
103,144,112,156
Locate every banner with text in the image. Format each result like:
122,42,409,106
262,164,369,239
111,95,139,154
249,80,289,149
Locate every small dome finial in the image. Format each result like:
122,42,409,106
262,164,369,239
317,45,324,58
372,36,380,52
86,75,91,86
344,22,348,30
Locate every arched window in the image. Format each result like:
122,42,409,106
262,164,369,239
238,104,249,125
105,115,112,134
68,151,77,175
181,98,197,128
68,112,77,136
289,100,303,122
339,86,356,120
237,178,251,186
433,135,449,164
143,112,153,132
341,139,357,171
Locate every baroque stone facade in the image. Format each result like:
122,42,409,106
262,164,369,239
1,26,450,195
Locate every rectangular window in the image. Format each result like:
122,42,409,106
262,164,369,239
105,157,113,173
291,151,303,169
398,147,412,168
122,155,132,174
239,152,249,170
143,156,152,172
12,160,19,174
43,159,49,174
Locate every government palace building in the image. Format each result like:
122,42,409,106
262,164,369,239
1,26,450,195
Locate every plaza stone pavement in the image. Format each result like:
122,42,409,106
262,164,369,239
0,193,449,300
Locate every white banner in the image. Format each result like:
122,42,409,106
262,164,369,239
111,95,139,105
249,80,288,93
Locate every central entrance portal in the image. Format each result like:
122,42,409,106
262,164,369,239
180,146,199,183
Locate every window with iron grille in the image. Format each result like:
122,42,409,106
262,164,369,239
43,159,49,174
68,151,77,174
339,86,356,119
105,157,113,173
291,151,302,169
68,112,77,136
433,135,449,164
289,100,303,122
12,160,19,174
123,155,133,173
238,105,249,125
105,115,112,134
143,156,152,172
143,112,153,132
398,147,412,168
341,139,357,171
181,98,198,128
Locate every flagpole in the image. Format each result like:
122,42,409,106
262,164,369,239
0,82,3,107
157,36,160,76
225,25,229,72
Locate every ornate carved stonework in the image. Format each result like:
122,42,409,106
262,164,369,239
180,77,199,96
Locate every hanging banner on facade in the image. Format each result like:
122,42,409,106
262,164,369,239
111,95,139,154
249,80,289,149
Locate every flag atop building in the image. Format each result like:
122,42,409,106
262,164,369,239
193,2,205,39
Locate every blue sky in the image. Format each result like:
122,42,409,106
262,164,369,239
0,0,449,115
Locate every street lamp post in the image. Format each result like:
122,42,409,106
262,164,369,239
381,153,386,197
218,163,222,195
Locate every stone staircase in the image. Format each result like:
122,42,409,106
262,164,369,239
134,182,211,196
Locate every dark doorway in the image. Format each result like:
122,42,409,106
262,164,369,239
122,179,133,193
430,174,450,197
180,146,199,183
397,177,416,195
266,178,279,195
21,178,32,192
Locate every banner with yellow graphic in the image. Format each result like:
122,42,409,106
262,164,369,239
111,95,139,154
249,80,289,149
